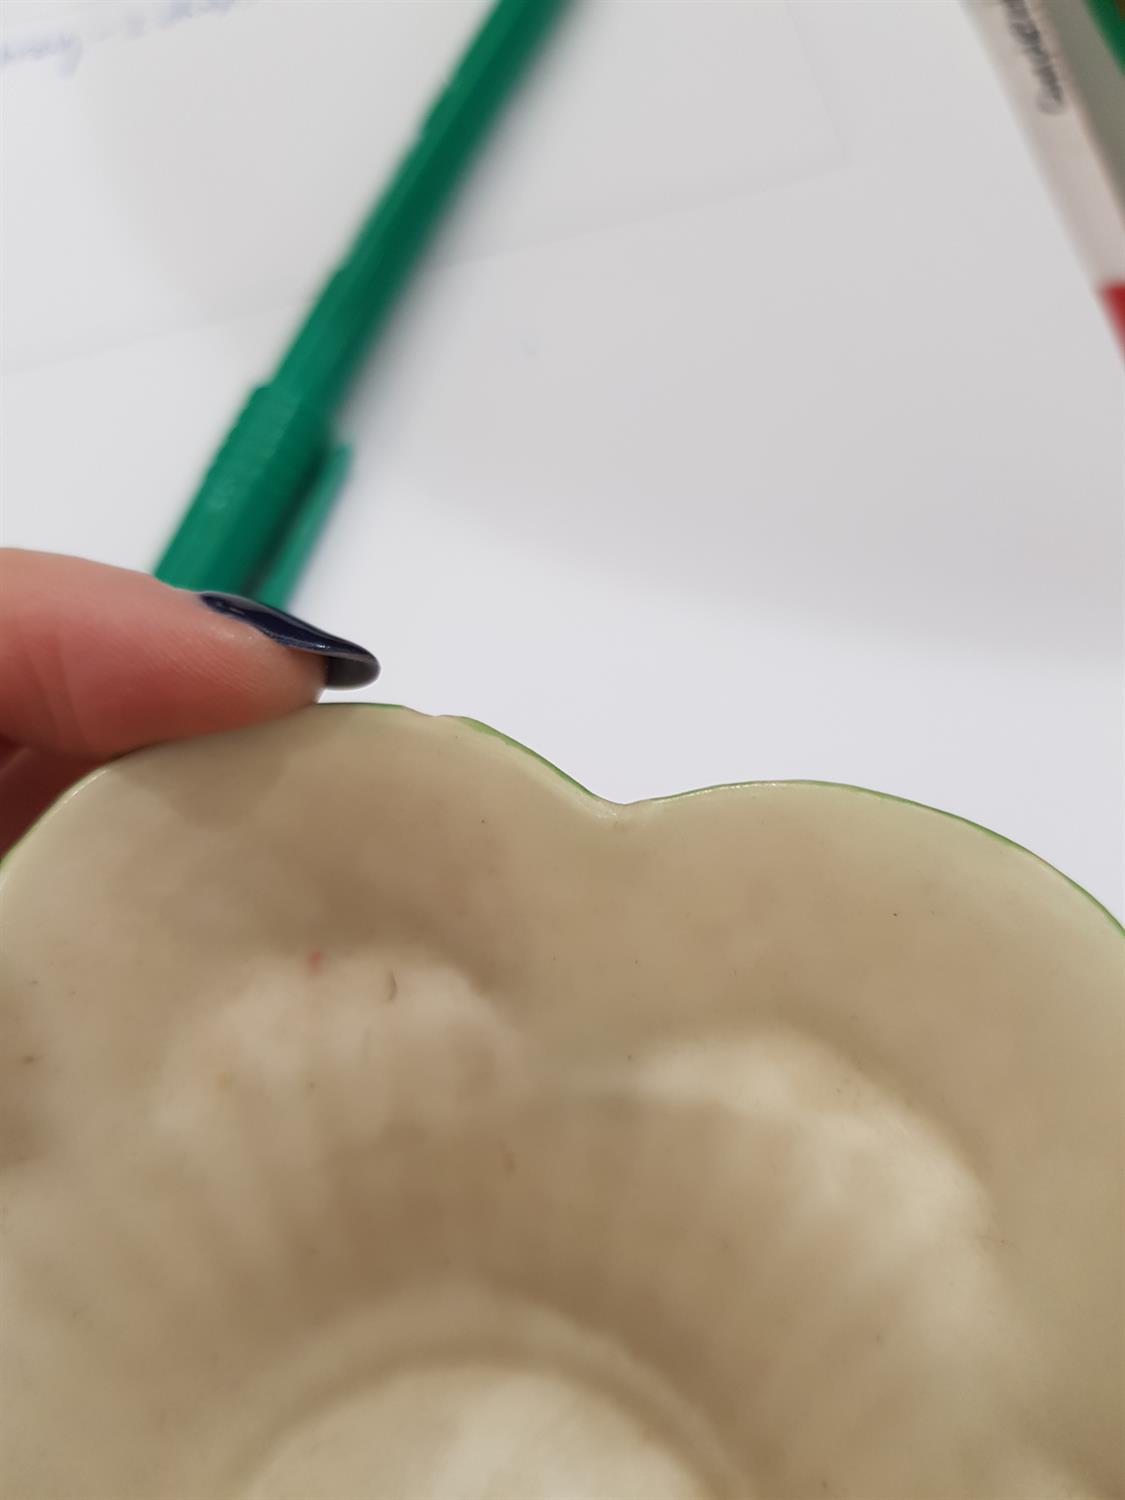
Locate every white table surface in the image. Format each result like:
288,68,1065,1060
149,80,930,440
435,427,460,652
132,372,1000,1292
2,0,1122,913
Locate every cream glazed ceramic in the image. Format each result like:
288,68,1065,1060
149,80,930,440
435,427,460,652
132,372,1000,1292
1,706,1122,1498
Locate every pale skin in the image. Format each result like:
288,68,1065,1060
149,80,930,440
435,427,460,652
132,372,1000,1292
0,550,323,855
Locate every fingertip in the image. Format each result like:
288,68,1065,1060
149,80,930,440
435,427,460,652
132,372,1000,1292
0,551,331,757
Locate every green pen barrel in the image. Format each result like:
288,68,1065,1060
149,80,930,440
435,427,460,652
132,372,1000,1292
154,384,328,596
154,0,570,601
277,0,568,407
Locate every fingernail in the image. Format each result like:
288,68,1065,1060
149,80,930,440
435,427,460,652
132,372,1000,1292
198,593,380,690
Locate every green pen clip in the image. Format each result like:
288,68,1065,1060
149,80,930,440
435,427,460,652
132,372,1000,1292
251,441,352,611
154,0,569,607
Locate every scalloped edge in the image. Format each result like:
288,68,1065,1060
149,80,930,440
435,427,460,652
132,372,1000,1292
2,702,1121,942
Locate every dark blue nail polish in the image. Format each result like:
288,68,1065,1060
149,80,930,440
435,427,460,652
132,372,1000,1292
198,593,380,690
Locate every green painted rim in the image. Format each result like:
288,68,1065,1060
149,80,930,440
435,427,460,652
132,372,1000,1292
451,710,1123,939
2,703,1121,941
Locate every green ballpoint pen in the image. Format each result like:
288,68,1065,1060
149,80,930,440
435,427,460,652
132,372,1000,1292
154,0,569,607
